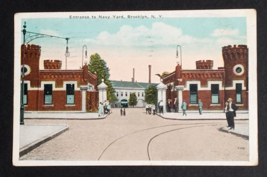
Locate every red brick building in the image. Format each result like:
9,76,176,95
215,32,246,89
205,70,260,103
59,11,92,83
162,45,248,110
21,44,99,112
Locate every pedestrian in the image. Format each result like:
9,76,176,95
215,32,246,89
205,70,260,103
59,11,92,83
159,100,164,114
174,98,178,113
103,100,107,114
158,101,161,113
167,99,171,112
181,100,187,116
120,106,123,116
198,99,203,115
149,104,152,114
98,102,103,117
152,104,155,115
226,98,238,130
224,101,230,127
124,108,126,116
107,103,111,114
145,104,149,114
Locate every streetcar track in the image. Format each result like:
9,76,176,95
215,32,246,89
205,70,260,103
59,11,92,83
147,124,216,160
97,122,221,160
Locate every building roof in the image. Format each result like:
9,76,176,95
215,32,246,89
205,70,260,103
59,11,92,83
110,80,158,89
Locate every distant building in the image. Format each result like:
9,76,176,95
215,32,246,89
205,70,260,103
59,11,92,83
161,44,248,111
21,44,99,112
110,80,157,107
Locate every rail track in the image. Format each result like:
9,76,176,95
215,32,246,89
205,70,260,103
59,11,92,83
97,122,220,160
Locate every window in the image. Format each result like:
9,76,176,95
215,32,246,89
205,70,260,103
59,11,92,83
117,92,118,97
66,84,75,104
142,92,144,97
44,84,53,104
126,92,128,97
138,92,140,97
190,84,198,104
236,83,242,103
22,83,28,105
211,84,219,104
121,92,123,96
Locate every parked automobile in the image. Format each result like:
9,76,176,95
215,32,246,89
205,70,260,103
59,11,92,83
120,99,128,108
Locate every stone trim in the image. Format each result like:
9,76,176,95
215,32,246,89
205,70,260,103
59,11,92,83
210,104,221,106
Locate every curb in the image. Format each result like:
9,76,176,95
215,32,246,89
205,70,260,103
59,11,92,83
24,114,108,120
19,125,69,157
218,127,249,140
156,114,248,120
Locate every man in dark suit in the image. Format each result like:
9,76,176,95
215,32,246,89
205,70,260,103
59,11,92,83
174,98,178,113
226,98,238,130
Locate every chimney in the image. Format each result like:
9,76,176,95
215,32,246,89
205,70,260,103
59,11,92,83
148,65,151,83
133,68,135,82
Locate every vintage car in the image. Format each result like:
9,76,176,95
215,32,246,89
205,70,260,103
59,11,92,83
120,99,128,108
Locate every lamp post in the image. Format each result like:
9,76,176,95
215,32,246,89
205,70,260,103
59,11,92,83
82,45,88,68
65,38,70,69
176,45,182,66
20,22,27,125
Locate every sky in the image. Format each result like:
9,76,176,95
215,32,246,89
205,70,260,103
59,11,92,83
20,16,247,83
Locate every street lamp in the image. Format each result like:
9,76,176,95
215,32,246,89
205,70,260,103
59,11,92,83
82,45,88,68
20,22,27,125
176,45,182,66
65,38,70,69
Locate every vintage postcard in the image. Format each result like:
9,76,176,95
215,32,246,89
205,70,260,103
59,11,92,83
13,10,257,166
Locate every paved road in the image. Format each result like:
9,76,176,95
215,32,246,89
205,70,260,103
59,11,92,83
20,108,249,161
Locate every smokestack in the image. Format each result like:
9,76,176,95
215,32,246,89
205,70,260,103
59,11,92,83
133,68,135,82
148,65,151,83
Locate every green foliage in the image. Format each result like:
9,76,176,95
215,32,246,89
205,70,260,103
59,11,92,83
101,59,110,79
88,53,117,103
128,93,137,107
145,85,158,105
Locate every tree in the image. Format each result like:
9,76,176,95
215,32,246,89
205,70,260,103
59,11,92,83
102,59,110,79
145,85,158,105
129,93,137,107
88,53,117,103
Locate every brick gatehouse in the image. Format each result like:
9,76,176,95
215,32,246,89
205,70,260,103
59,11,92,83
161,45,248,111
20,44,99,112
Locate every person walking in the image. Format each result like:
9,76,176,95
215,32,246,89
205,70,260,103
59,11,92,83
159,100,164,114
198,99,203,115
120,106,123,116
103,100,108,114
226,98,238,130
158,101,161,113
152,104,156,115
98,102,103,117
167,99,171,112
181,100,187,116
174,98,178,113
145,104,149,114
107,103,111,114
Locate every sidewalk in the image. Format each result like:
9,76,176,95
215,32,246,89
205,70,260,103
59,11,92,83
20,124,69,157
157,111,249,139
20,112,108,157
219,124,249,139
